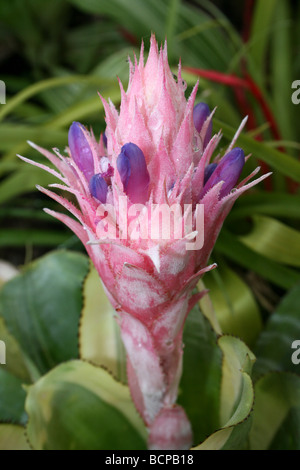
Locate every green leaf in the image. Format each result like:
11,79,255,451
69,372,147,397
249,372,300,450
270,0,296,143
0,166,53,205
79,264,126,383
0,317,30,382
0,369,27,425
229,192,300,220
67,0,166,41
0,125,67,155
197,279,222,335
216,229,300,290
203,263,262,346
0,75,112,122
179,305,222,445
25,360,147,450
0,424,31,450
253,283,300,379
165,0,180,61
0,251,89,377
239,215,300,268
218,336,255,426
214,118,300,183
0,229,70,247
248,0,278,79
193,336,255,450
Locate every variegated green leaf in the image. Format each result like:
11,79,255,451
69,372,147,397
193,336,255,450
79,263,126,382
0,251,89,377
25,360,147,450
0,424,31,451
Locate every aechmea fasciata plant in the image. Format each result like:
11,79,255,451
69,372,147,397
20,34,270,450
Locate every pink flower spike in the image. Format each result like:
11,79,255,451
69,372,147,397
22,34,270,450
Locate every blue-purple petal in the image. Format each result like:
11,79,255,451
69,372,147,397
204,163,217,185
201,147,245,199
117,149,131,190
117,143,150,204
89,174,108,203
68,122,94,181
102,131,107,148
193,102,213,148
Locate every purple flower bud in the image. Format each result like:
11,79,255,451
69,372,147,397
193,102,213,148
102,131,107,148
117,143,150,204
89,174,108,203
201,148,245,199
68,122,94,181
204,163,217,185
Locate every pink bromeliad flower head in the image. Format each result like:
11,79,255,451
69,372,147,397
21,34,270,450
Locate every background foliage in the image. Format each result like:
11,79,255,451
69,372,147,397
0,0,300,450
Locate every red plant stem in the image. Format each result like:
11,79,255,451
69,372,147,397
184,67,280,142
118,26,138,46
245,74,281,141
184,67,249,88
233,86,256,130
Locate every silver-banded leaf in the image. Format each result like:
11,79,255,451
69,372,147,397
79,264,126,382
25,360,147,450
